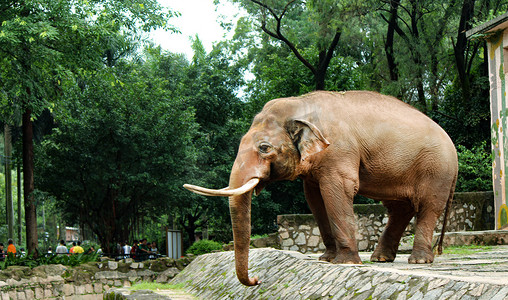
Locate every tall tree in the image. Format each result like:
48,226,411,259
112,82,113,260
228,0,369,90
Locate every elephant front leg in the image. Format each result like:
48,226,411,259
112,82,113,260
303,180,337,262
319,177,362,264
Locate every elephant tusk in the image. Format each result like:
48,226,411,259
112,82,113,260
183,178,260,197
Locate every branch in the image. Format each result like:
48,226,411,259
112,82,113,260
319,29,341,71
251,0,316,74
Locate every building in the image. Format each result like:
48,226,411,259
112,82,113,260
467,12,508,229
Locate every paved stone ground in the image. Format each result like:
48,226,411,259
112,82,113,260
168,246,508,299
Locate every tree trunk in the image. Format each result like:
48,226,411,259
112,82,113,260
17,162,22,245
4,124,14,239
454,0,475,101
385,0,400,83
23,108,38,257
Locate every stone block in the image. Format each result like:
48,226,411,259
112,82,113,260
25,290,34,300
281,239,294,247
94,283,103,294
35,288,43,299
44,288,53,298
308,236,320,247
7,291,15,300
16,291,25,300
108,261,118,270
1,292,9,300
75,284,86,295
295,232,306,245
85,284,94,294
312,227,320,235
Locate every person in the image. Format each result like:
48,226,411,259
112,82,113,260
73,241,84,254
123,241,131,258
0,243,5,261
150,241,158,259
7,239,16,256
130,240,138,260
56,240,68,254
47,246,52,254
69,242,76,254
137,238,152,261
87,246,95,254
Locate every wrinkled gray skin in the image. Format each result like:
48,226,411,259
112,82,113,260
189,91,457,286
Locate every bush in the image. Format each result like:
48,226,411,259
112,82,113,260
186,240,222,256
456,142,493,192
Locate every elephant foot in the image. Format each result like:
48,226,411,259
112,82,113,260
319,249,337,262
331,250,362,264
370,251,396,263
408,249,434,264
371,244,397,262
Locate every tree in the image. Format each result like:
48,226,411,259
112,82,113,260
228,0,370,90
36,58,199,253
0,0,174,255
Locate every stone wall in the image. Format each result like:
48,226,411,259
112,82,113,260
277,191,494,253
0,256,192,300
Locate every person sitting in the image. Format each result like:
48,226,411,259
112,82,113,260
150,241,158,259
55,240,68,254
7,239,16,257
73,241,84,254
0,243,6,261
69,242,76,254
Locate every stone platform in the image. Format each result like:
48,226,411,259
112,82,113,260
169,246,508,299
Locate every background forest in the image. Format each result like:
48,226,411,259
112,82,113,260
0,0,506,254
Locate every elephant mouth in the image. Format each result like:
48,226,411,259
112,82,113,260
183,178,260,197
254,181,268,196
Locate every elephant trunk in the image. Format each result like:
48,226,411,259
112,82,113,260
228,158,260,286
229,192,259,286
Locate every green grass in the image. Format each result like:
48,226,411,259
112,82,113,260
251,234,269,240
130,281,186,291
442,245,493,255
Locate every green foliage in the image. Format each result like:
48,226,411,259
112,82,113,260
186,240,223,256
36,57,200,251
456,142,493,192
0,252,99,270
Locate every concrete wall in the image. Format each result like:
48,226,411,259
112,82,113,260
277,192,494,253
485,19,508,229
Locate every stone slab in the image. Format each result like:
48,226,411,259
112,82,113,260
170,246,508,299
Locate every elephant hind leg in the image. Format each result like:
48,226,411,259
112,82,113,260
409,199,446,264
371,200,415,263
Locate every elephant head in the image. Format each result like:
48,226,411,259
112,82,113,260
184,109,330,286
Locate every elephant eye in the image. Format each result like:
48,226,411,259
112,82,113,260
258,143,273,154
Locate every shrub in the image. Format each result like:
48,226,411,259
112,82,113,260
186,240,222,256
456,142,492,192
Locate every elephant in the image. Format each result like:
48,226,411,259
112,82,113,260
184,90,458,286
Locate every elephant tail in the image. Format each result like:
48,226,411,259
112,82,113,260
433,174,457,255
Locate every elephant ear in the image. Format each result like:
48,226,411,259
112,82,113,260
286,119,330,161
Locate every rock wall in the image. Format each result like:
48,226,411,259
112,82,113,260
0,256,192,300
277,191,494,252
